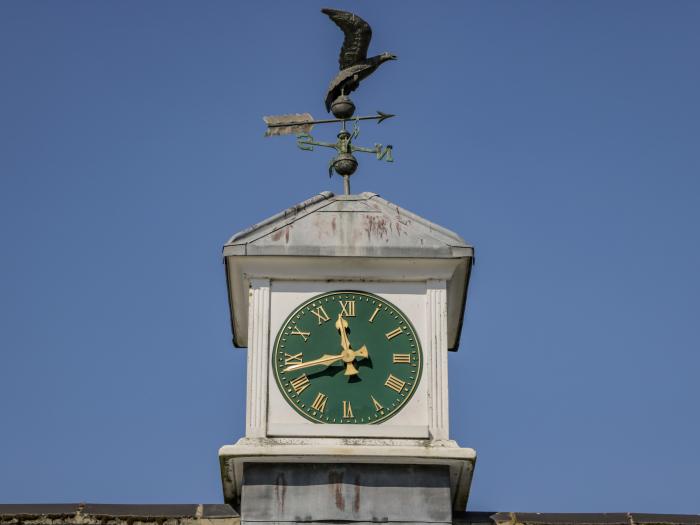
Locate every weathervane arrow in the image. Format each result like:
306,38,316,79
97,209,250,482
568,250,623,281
263,111,395,137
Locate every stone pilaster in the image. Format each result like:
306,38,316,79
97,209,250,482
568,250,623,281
427,279,449,441
245,278,270,438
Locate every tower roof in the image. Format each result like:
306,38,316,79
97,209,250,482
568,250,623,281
223,192,474,350
224,192,473,259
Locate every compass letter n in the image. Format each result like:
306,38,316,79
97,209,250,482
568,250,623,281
375,144,394,163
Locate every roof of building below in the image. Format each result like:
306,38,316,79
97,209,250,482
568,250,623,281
0,506,698,525
459,513,700,525
0,503,238,524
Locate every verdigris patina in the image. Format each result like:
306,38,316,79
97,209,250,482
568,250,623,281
262,8,397,193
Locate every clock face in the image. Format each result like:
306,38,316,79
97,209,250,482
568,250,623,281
272,291,423,424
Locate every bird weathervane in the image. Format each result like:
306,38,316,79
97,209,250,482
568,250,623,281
263,8,397,195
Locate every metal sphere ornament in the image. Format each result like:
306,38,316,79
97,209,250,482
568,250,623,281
331,152,358,177
330,95,356,119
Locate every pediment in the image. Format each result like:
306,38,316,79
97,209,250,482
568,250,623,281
224,192,472,259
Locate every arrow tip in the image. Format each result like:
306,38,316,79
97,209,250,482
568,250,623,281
376,111,396,124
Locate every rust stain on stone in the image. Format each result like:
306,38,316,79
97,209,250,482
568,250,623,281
329,470,345,510
353,474,361,513
275,472,287,512
311,214,333,240
271,225,292,243
364,214,389,242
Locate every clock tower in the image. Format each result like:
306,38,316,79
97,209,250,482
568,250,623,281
219,191,476,523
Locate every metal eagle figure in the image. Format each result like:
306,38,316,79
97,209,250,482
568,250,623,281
322,8,397,118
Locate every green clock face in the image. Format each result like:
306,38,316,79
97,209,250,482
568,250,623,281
272,291,422,424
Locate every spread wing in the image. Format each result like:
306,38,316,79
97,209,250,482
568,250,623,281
321,8,372,70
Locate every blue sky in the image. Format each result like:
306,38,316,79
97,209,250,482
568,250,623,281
1,0,699,513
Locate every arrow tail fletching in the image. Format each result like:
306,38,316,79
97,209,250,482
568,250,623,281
264,113,314,136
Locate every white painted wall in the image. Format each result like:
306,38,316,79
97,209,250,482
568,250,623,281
243,277,451,441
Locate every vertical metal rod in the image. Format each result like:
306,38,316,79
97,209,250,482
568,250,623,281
343,175,350,195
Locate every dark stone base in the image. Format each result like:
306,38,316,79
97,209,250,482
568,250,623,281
241,463,452,525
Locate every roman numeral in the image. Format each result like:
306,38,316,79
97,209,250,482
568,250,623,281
311,392,327,412
342,400,354,418
393,354,411,364
371,396,383,411
311,306,330,324
385,326,403,340
384,374,406,393
290,374,310,394
284,352,303,365
339,300,355,317
290,326,310,342
368,306,381,323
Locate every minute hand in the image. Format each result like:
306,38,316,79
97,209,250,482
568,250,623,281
283,353,344,373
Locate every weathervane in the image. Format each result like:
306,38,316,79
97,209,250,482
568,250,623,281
263,8,397,195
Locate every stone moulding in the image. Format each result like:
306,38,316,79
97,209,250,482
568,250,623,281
219,438,476,512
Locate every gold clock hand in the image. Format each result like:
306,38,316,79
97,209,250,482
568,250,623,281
353,345,369,359
335,313,358,376
335,314,370,376
283,346,369,373
283,353,344,372
335,314,352,352
343,345,369,376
